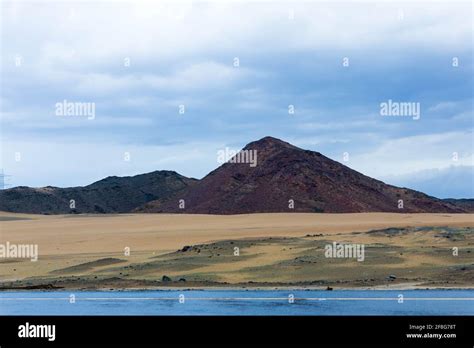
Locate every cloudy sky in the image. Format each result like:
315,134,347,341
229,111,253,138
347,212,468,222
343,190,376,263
1,0,473,198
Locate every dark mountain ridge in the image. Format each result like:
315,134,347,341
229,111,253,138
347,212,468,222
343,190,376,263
0,170,197,214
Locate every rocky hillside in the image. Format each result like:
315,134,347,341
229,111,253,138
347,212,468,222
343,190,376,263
0,171,197,214
137,137,465,214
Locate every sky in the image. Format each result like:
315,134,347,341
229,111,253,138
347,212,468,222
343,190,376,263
1,0,473,198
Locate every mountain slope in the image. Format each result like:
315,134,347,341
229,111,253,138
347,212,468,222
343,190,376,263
0,171,197,214
137,137,465,214
442,199,474,213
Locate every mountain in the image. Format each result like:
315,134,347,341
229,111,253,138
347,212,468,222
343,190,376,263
137,136,466,214
0,171,197,214
0,137,468,215
442,199,474,213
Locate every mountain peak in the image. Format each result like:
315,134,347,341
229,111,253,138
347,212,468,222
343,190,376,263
143,137,465,214
243,136,301,151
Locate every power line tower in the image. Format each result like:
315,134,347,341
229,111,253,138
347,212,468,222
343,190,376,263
0,169,12,190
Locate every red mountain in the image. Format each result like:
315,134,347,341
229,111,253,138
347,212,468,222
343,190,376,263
137,136,464,214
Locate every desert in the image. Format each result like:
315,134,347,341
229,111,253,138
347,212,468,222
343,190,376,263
1,212,472,290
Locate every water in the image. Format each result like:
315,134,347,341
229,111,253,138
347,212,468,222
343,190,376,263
0,290,472,315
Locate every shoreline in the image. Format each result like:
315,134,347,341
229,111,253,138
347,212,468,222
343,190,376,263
2,283,473,292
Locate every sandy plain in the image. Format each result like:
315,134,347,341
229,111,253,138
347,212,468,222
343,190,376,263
0,212,472,289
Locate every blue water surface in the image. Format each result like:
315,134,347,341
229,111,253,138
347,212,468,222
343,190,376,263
0,290,472,315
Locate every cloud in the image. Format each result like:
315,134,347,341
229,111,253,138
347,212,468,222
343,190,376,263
382,165,474,199
0,0,472,194
3,2,471,73
71,61,249,95
349,131,474,178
